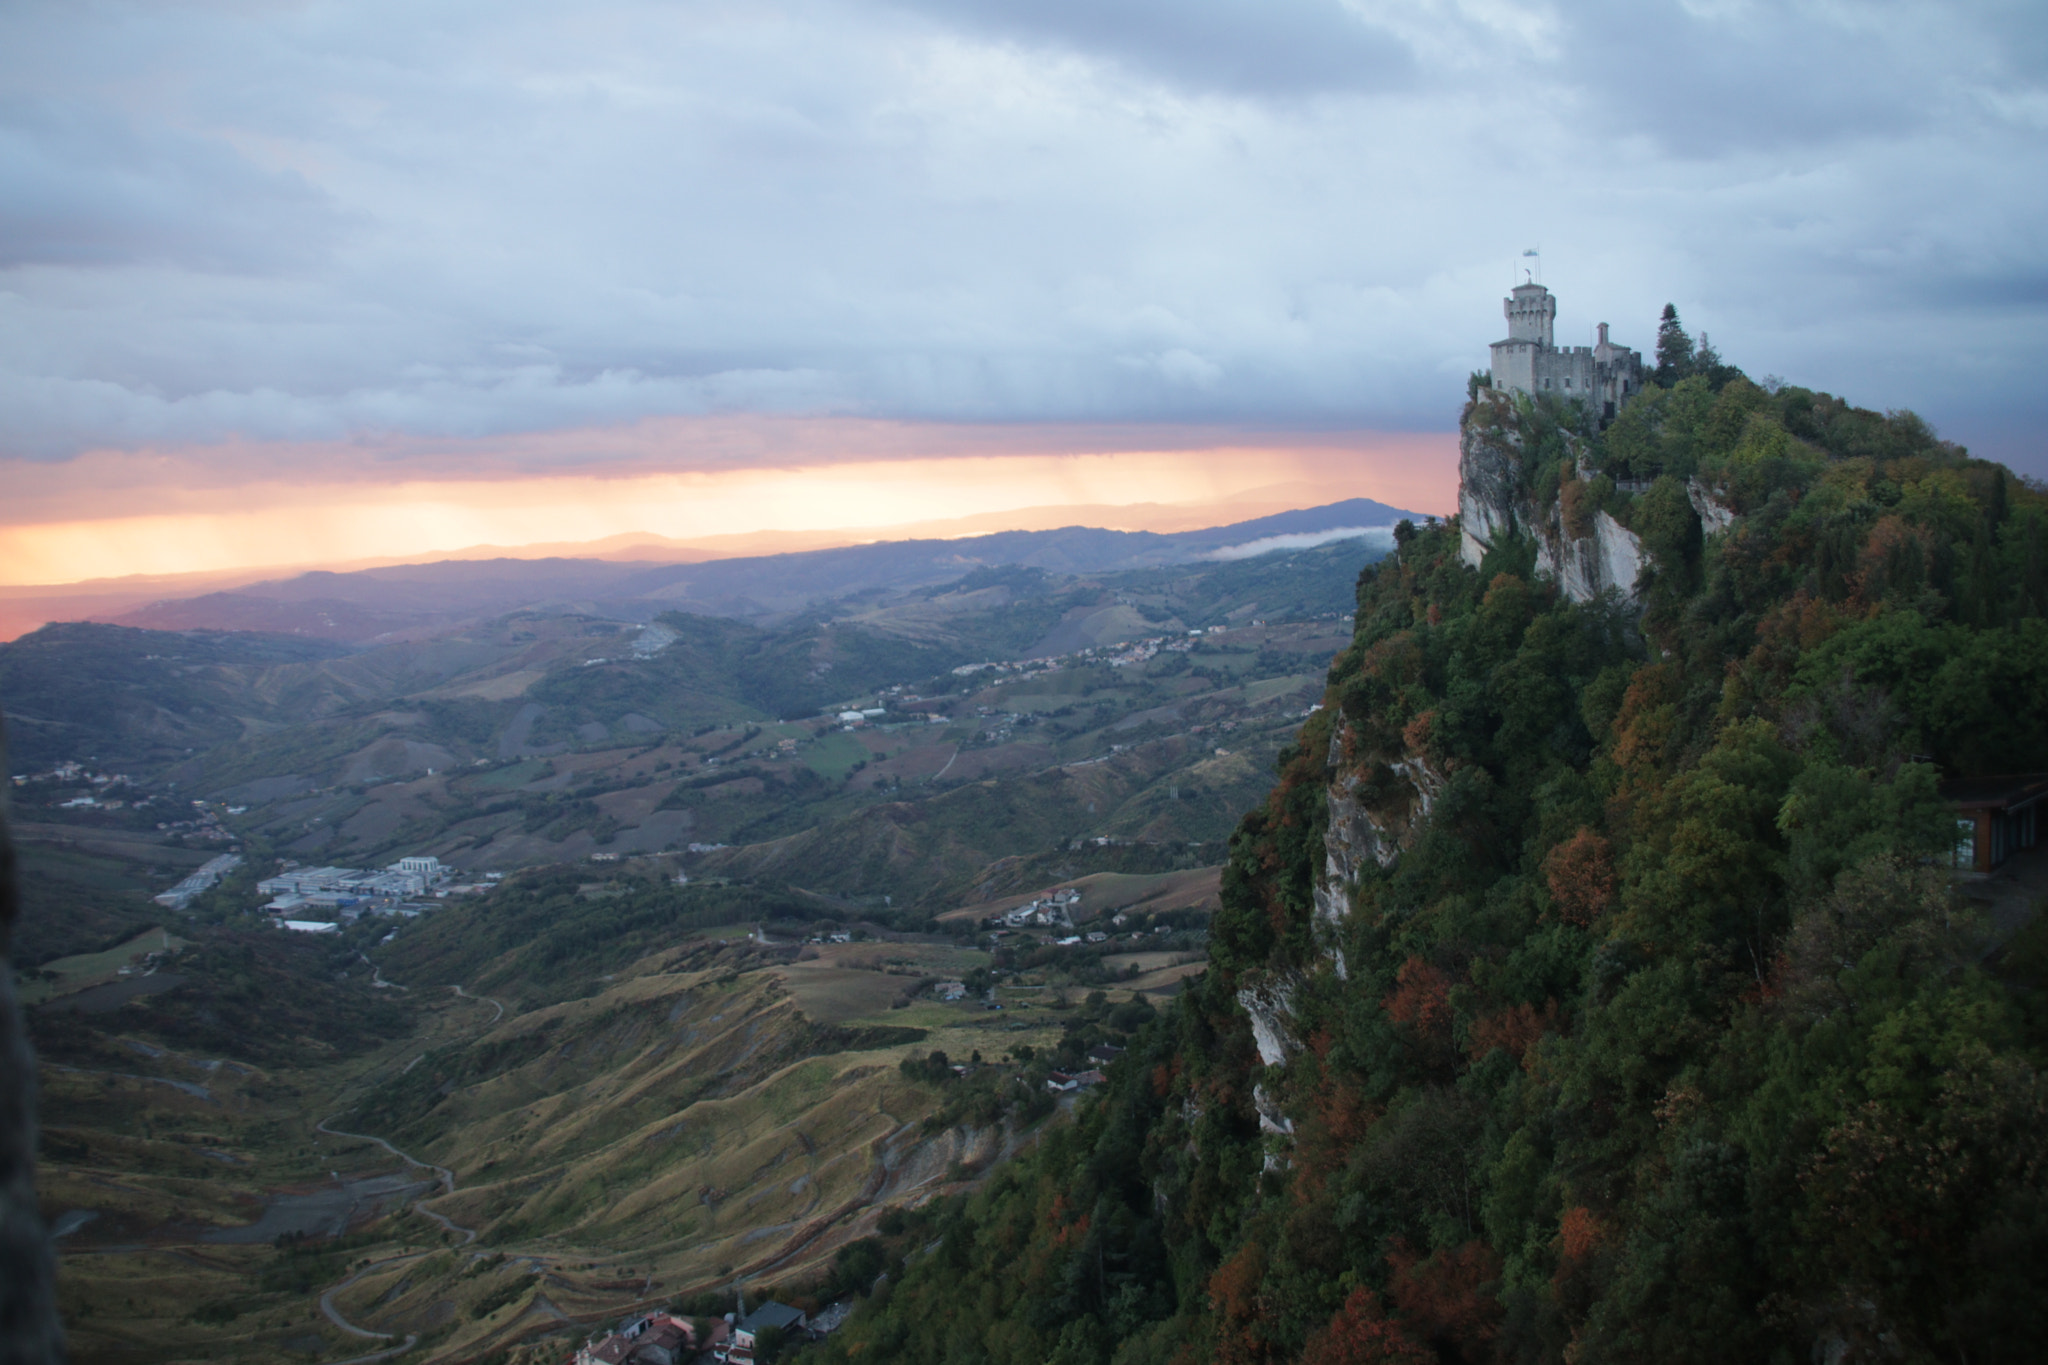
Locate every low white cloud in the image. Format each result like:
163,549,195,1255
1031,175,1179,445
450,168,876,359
1205,526,1396,561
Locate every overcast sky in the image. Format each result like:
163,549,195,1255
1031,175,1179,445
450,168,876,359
3,0,2045,481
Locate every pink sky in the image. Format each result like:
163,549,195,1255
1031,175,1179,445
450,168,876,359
0,418,1458,587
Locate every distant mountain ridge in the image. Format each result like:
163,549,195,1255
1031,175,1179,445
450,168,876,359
106,498,1420,643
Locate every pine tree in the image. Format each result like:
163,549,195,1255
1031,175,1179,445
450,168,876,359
1654,302,1693,387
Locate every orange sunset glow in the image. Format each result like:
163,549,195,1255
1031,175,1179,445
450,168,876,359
0,422,1457,588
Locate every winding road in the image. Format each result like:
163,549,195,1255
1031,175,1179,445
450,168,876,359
310,982,508,1355
450,983,504,1025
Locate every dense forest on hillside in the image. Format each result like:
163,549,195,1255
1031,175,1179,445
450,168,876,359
812,333,2048,1363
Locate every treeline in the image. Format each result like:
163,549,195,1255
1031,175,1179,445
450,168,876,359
809,337,2048,1361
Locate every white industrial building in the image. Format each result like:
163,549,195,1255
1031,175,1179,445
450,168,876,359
258,856,452,916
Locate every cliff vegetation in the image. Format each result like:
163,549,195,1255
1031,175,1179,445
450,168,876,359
812,327,2048,1364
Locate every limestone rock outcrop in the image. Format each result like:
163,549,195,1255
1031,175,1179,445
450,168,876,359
1688,478,1736,535
1457,391,1659,606
1236,979,1300,1068
1457,399,1523,571
1312,720,1447,975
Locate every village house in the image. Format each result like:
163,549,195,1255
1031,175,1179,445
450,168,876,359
718,1300,808,1363
574,1311,696,1365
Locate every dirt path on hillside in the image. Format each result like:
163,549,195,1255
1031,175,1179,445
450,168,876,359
320,1253,422,1359
313,1117,473,1246
450,983,505,1024
310,980,509,1347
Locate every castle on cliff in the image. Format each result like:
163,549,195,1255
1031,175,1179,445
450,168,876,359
1487,282,1643,424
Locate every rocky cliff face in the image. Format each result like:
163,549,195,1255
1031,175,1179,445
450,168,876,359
1312,720,1445,980
1456,395,1523,572
1456,389,1651,605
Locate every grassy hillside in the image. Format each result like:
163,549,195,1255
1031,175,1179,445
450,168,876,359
23,831,1185,1364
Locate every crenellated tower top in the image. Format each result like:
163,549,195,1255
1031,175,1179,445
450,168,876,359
1504,282,1555,346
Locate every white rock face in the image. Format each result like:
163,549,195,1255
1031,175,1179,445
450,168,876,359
1688,478,1736,535
1237,981,1299,1068
1458,403,1523,571
1253,1083,1295,1137
1458,407,1654,606
1311,720,1450,974
1535,508,1646,604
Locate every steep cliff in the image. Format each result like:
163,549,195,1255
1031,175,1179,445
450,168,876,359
818,366,2048,1365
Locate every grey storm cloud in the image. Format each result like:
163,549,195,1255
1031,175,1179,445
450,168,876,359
0,0,2044,468
0,97,346,271
880,0,1418,96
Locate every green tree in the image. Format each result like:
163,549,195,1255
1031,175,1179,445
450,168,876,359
1654,303,1693,387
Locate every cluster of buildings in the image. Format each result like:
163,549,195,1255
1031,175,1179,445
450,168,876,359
989,887,1080,930
20,761,143,812
949,657,1072,687
1096,628,1221,671
632,622,681,657
574,1311,702,1365
256,856,457,924
154,798,241,841
157,802,238,840
574,1297,827,1365
12,760,136,791
952,632,1222,682
1047,1043,1125,1093
12,765,245,836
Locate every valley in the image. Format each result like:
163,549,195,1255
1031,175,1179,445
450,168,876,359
28,877,1182,1364
6,513,1396,1363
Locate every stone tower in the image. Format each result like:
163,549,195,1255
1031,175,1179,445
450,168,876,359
1503,281,1555,346
1487,283,1643,426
